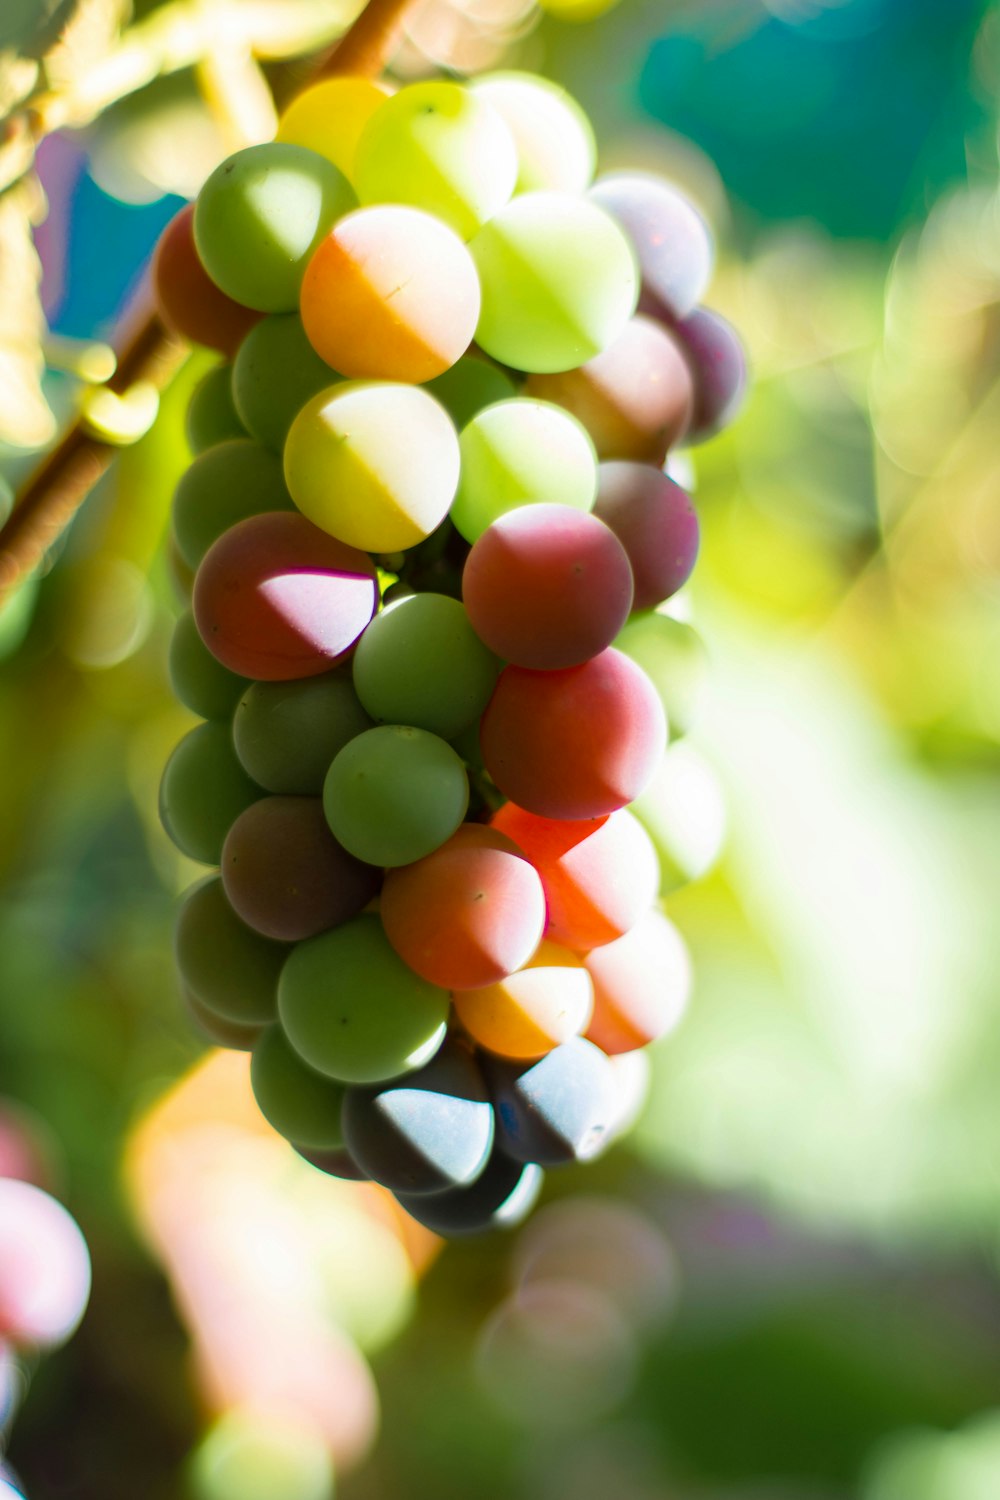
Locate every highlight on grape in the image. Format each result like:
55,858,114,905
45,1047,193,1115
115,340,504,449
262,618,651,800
155,69,746,1238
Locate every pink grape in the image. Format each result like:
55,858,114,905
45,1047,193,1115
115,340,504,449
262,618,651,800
462,504,633,670
589,173,713,320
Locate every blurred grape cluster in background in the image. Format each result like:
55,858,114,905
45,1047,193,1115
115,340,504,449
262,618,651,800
2,0,1000,1497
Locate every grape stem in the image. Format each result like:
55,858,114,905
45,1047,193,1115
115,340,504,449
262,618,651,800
0,0,418,608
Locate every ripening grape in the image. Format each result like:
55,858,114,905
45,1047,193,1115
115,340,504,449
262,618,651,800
250,1025,348,1150
424,355,517,431
380,824,547,991
462,503,634,670
183,989,264,1052
174,875,286,1026
185,364,245,453
589,173,713,321
278,914,450,1084
300,206,481,383
172,439,293,570
233,671,372,794
395,1150,543,1237
593,461,699,609
451,398,598,543
613,611,709,738
323,725,469,867
670,307,748,441
194,143,356,312
453,941,593,1060
525,316,694,463
486,1037,618,1166
479,649,666,820
294,1144,370,1182
168,610,246,721
153,205,259,356
471,193,638,373
284,381,460,552
584,909,691,1054
354,80,518,240
231,314,336,452
490,803,659,950
193,511,378,681
275,76,390,179
342,1040,494,1195
351,592,498,740
472,72,596,195
159,721,261,865
221,796,380,942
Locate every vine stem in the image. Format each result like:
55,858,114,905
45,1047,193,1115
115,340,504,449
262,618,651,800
0,0,418,605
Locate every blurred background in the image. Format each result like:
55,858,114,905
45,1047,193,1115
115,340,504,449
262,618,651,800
2,0,1000,1496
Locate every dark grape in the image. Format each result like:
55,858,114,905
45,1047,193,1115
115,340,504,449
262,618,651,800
182,989,264,1052
294,1144,370,1182
487,1037,618,1166
152,203,260,356
672,306,748,442
395,1149,543,1237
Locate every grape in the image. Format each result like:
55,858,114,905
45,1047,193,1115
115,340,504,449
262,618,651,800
479,650,666,820
231,315,336,452
593,461,698,609
525,316,693,464
168,609,246,720
186,364,245,454
0,1179,91,1349
471,193,637,374
395,1151,543,1238
300,206,481,383
670,307,748,441
323,725,468,868
284,382,460,553
275,76,389,179
183,989,264,1052
451,398,598,543
487,1037,618,1166
233,672,372,794
380,825,546,990
354,81,517,240
193,512,378,682
584,909,691,1054
294,1144,370,1182
490,804,659,950
221,796,380,942
172,439,293,571
152,204,260,356
630,741,726,893
472,73,596,195
454,941,593,1060
175,875,286,1025
613,612,708,738
351,593,498,740
0,1464,25,1500
342,1039,494,1196
462,503,634,670
278,915,449,1085
250,1025,347,1150
425,356,517,431
159,721,261,865
194,143,356,312
589,173,713,321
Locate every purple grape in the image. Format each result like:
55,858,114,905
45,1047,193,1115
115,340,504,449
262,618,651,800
395,1149,543,1237
589,173,713,321
593,461,699,610
672,307,748,441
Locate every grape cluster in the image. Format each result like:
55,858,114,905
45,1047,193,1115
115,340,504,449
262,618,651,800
156,70,745,1237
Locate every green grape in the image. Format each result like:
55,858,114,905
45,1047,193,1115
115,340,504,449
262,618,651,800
231,314,337,452
353,80,518,240
168,609,246,721
352,593,498,740
159,721,261,865
194,142,356,312
250,1025,347,1149
424,355,517,430
278,915,449,1084
175,876,286,1026
451,398,598,542
232,672,373,794
172,439,293,570
472,73,596,195
323,725,468,867
471,192,638,373
185,364,245,454
614,612,709,739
